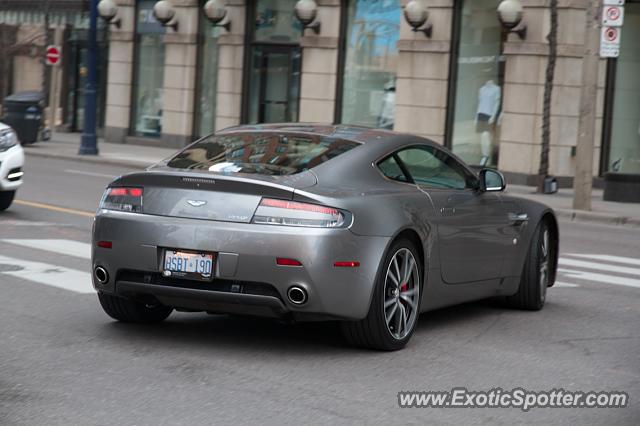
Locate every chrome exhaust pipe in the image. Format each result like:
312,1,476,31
287,286,308,305
94,266,109,285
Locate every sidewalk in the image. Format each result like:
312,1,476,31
23,132,640,228
506,185,640,228
23,132,175,168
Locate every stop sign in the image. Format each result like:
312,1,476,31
45,45,61,66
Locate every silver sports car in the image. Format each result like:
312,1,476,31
92,124,558,350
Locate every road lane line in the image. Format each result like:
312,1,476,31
14,200,94,217
559,258,640,277
64,169,117,179
2,239,91,260
565,253,640,267
0,255,94,294
558,268,640,289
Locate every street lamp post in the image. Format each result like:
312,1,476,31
78,0,99,155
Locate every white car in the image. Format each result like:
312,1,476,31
0,122,24,211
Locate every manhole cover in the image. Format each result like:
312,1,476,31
0,264,24,272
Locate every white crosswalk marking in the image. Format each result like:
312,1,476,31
2,239,91,260
559,258,640,277
558,267,640,289
554,282,579,288
565,253,640,267
555,253,640,290
0,254,94,294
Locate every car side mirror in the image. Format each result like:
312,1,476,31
479,168,506,192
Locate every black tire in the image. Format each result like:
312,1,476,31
505,221,552,310
0,191,16,211
98,292,173,323
341,238,422,351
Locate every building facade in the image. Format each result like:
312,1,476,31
5,0,637,183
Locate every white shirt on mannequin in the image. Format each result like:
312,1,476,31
477,80,501,123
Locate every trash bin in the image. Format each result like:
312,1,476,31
1,91,45,145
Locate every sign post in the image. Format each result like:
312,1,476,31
45,43,62,138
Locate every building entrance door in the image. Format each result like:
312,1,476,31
247,45,301,124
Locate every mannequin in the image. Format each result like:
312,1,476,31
475,80,501,166
378,79,396,130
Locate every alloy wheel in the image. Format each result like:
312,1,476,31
383,248,420,340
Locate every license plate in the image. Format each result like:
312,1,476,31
163,250,214,280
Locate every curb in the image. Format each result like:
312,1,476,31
24,148,155,169
554,208,640,228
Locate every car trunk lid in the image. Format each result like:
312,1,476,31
112,170,316,223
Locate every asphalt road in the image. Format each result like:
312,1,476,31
1,156,638,425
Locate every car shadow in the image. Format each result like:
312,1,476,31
418,297,526,330
102,313,349,354
0,209,20,218
96,298,512,355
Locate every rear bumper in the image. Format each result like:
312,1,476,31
92,210,390,320
0,144,24,192
117,280,289,319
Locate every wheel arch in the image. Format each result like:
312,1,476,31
362,226,428,315
388,227,430,300
394,228,426,277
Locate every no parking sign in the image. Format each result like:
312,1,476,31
600,27,621,58
602,5,625,26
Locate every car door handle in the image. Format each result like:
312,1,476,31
509,213,529,225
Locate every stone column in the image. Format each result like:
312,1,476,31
499,0,605,183
215,0,246,131
298,0,341,123
394,0,453,144
161,0,199,147
104,0,135,144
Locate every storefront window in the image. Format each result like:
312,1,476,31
131,0,165,138
605,2,640,174
339,0,400,129
254,0,302,43
448,0,504,167
195,12,219,138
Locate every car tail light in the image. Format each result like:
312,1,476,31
252,198,347,228
99,187,143,213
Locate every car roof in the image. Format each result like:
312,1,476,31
216,123,418,146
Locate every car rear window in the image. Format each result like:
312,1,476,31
166,132,360,175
